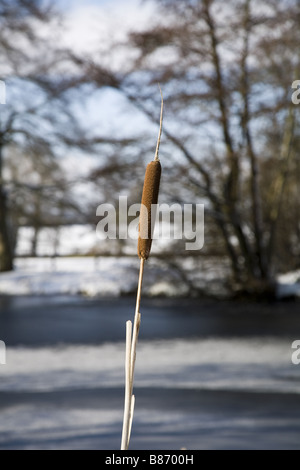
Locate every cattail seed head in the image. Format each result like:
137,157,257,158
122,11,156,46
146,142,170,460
138,160,161,260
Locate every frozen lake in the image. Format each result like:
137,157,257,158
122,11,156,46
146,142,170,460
0,296,300,449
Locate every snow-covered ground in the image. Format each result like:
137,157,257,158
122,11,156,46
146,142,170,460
0,257,191,297
10,225,300,299
0,256,299,299
277,271,300,299
0,257,138,297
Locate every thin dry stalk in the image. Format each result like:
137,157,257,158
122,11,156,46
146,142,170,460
154,85,164,162
121,320,133,450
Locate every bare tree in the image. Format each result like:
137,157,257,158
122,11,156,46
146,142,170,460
0,0,90,270
80,0,300,296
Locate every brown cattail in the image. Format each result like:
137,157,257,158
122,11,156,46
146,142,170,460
138,160,161,260
121,87,164,451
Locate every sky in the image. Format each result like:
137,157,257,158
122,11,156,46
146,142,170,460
51,0,158,185
58,0,155,54
58,0,123,10
2,0,165,213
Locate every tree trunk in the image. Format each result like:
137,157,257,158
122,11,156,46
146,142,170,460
31,225,40,258
267,105,295,270
0,142,13,272
204,0,258,284
240,0,269,281
0,189,13,272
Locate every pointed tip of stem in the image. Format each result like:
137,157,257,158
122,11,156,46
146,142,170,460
154,84,164,162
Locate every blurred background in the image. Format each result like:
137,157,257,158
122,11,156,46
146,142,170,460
0,0,300,450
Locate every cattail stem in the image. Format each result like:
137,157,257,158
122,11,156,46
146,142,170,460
154,85,164,162
131,258,145,374
121,259,144,450
121,320,133,450
121,88,163,451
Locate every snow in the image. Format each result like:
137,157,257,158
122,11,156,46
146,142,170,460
0,406,123,450
0,257,189,297
0,257,138,297
1,337,299,449
1,338,298,394
0,249,300,299
277,270,300,299
16,226,99,257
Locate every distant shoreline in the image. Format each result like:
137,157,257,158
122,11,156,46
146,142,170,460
0,256,299,301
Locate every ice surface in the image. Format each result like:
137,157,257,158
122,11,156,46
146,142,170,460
1,337,300,449
1,338,298,394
